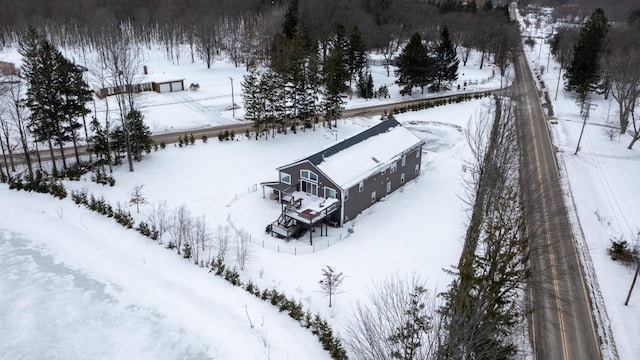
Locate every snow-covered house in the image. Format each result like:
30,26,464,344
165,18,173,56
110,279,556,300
263,119,424,241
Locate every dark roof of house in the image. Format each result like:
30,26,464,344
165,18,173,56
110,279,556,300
304,119,403,166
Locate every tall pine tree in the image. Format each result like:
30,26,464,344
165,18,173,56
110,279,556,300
346,25,367,86
395,32,434,95
432,25,459,92
564,8,609,102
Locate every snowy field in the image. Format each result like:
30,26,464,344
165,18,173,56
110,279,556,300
9,17,640,358
521,8,640,359
0,40,505,358
0,98,492,359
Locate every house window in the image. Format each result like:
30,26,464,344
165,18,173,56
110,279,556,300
415,164,419,175
301,180,318,196
401,155,406,167
391,162,397,173
371,191,376,203
280,172,291,185
300,169,318,181
386,182,391,193
401,173,405,184
416,149,421,158
324,187,337,199
344,188,349,201
359,181,364,192
381,168,386,175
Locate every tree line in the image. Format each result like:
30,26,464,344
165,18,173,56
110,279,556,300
0,27,154,182
549,8,640,149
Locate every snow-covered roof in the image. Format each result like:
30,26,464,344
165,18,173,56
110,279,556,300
280,119,423,189
143,72,183,83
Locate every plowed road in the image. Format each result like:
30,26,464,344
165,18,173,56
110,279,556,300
6,90,502,164
514,48,601,359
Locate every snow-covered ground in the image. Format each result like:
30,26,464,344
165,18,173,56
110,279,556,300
521,8,640,359
1,43,504,135
1,42,503,358
9,18,639,358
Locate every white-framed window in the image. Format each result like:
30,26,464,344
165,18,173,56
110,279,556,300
344,188,349,201
371,191,376,203
401,155,406,167
300,169,318,181
359,181,364,192
324,187,337,199
415,164,419,175
391,162,397,173
416,149,421,158
401,173,405,184
386,182,391,193
280,172,291,185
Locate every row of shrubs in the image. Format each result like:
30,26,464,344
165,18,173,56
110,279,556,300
7,170,68,199
209,257,347,359
392,92,490,114
69,186,348,359
71,189,136,229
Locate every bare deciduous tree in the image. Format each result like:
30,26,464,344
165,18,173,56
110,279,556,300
193,214,212,266
168,204,192,255
318,265,344,308
344,273,439,360
214,224,232,263
129,184,147,213
148,201,169,244
0,79,34,177
232,228,252,271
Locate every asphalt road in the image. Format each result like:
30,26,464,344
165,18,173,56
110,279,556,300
514,48,601,359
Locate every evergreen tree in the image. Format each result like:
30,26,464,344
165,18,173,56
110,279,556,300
282,0,299,40
346,25,367,86
242,61,263,128
387,286,431,360
356,71,374,99
21,28,59,173
395,32,434,95
286,23,311,124
89,117,111,167
324,24,349,96
432,25,459,92
260,69,286,136
59,56,93,164
120,109,153,162
304,44,323,129
21,29,84,172
323,27,347,129
564,8,609,102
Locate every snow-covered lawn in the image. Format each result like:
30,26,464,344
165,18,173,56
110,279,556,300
15,34,630,359
0,93,492,358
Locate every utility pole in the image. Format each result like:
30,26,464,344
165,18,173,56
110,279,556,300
546,22,555,71
625,261,640,306
229,77,235,118
574,100,596,155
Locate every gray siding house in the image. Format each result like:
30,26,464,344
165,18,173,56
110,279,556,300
263,119,424,240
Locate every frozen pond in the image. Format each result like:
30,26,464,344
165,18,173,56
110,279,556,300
0,230,212,360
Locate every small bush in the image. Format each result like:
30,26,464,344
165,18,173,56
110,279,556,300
136,221,159,240
91,168,115,186
609,239,638,264
201,134,208,143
